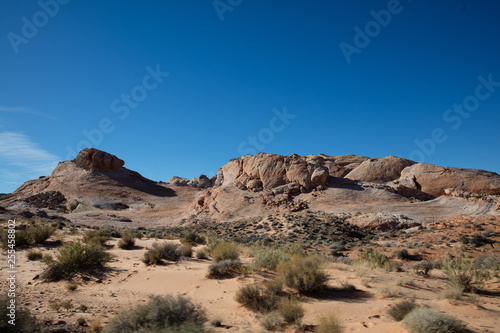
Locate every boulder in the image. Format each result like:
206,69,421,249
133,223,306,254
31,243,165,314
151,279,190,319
345,156,415,183
73,148,124,171
398,163,500,196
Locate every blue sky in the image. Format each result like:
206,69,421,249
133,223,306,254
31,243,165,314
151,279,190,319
1,0,499,193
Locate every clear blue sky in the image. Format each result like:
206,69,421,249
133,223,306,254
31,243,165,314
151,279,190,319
1,0,499,193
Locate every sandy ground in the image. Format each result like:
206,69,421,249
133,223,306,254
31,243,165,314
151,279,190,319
2,221,500,333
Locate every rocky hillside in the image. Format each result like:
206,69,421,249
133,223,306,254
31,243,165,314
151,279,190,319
0,148,499,227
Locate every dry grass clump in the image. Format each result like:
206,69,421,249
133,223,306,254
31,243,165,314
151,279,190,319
277,254,328,293
1,223,55,249
316,311,343,333
260,311,283,331
211,241,239,262
387,300,418,321
103,294,207,333
42,241,111,281
26,249,43,261
403,307,465,333
117,233,135,249
142,241,182,265
206,259,241,278
235,284,279,313
278,298,304,325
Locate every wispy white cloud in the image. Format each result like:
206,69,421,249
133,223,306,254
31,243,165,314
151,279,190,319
0,132,61,178
0,106,58,121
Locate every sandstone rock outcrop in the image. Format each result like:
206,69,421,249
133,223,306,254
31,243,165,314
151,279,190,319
398,163,500,197
345,156,415,183
73,148,124,171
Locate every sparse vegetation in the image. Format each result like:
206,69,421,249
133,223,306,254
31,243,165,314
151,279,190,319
235,284,278,313
117,233,135,249
388,300,418,321
104,294,206,333
76,317,86,326
410,260,434,275
195,248,209,259
441,252,489,293
1,223,55,249
396,249,410,260
278,255,328,293
403,307,465,333
66,282,78,291
181,231,206,245
206,259,241,278
359,248,387,268
211,241,239,262
179,244,193,258
260,312,283,331
316,312,343,333
278,298,304,325
82,229,108,246
251,246,291,271
142,241,182,265
26,249,43,261
42,241,112,281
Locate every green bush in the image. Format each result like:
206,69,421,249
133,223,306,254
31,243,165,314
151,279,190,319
207,259,241,278
252,246,291,271
117,234,135,249
360,248,387,268
0,294,40,333
211,242,239,262
104,294,207,333
76,317,86,326
410,260,434,275
316,312,343,333
82,229,108,246
195,248,209,259
42,241,111,281
181,231,206,245
403,307,465,333
278,298,304,325
235,284,278,313
441,252,489,293
396,249,410,260
26,249,43,261
1,224,55,249
260,312,283,331
388,300,418,321
142,242,182,265
179,244,193,258
278,255,328,293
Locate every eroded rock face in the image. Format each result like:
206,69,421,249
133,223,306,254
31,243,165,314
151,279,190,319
215,153,330,191
398,163,500,196
345,156,415,183
73,148,124,171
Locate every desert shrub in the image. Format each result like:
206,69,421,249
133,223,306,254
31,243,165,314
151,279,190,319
77,317,86,326
117,234,135,249
377,284,401,298
26,249,43,261
103,294,207,333
149,241,181,262
78,304,88,312
444,283,465,300
179,244,193,258
252,246,291,271
264,278,284,296
207,234,224,253
211,241,239,262
42,241,111,281
316,312,343,333
235,284,278,313
474,254,500,273
66,282,78,291
384,260,402,272
28,224,56,244
278,255,328,293
143,250,161,266
207,259,241,278
0,294,40,333
360,248,387,267
441,252,489,292
1,224,55,249
195,248,209,259
410,260,434,275
260,312,283,331
82,229,108,246
388,300,418,321
61,300,73,311
181,231,206,245
278,298,304,325
403,307,465,333
396,249,410,260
